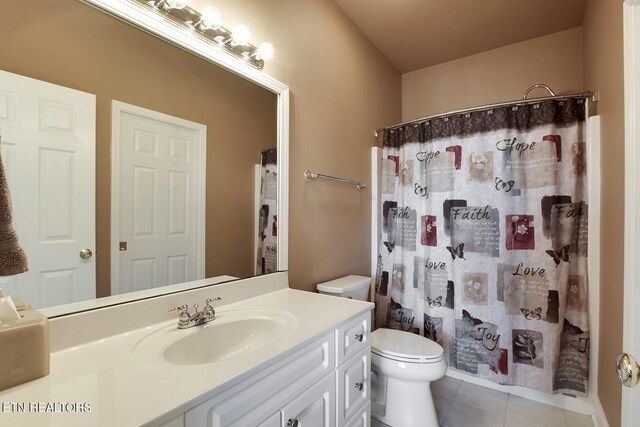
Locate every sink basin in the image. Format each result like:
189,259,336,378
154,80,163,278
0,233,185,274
134,309,299,365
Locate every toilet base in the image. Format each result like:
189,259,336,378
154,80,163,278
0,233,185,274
372,375,439,427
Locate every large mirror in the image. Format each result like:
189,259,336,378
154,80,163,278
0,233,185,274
0,0,289,314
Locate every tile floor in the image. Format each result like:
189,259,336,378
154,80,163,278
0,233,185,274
371,376,594,427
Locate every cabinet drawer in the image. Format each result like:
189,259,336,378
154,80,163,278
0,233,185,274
337,346,370,426
337,312,370,365
185,331,335,427
344,400,371,427
281,374,336,427
256,411,280,427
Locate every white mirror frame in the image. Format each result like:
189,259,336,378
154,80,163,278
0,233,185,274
38,1,288,317
83,0,289,272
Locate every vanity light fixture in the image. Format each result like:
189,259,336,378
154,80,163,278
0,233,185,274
231,24,251,46
196,6,222,30
154,0,187,11
140,0,274,69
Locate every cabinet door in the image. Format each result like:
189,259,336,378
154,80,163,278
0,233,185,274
281,374,335,427
185,332,335,427
337,347,370,426
344,400,370,427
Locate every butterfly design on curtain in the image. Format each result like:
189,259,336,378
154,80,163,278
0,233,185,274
383,241,395,254
446,243,465,260
462,309,482,327
414,183,427,197
520,307,542,320
494,177,515,192
564,318,589,358
546,245,570,267
427,296,442,308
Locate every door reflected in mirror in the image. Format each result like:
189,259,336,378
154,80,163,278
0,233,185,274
0,0,279,310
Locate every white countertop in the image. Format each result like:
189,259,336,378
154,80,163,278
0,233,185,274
0,287,373,426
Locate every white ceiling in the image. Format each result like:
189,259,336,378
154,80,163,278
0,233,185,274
333,0,587,73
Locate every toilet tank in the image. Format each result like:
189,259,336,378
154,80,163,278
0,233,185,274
316,275,371,301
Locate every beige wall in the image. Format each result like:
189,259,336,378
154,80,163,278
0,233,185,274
3,0,402,295
192,0,402,291
583,1,625,425
402,28,584,120
0,0,277,297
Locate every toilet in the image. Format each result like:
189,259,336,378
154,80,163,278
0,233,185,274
317,276,448,427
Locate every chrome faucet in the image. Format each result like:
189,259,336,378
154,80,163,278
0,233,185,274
169,297,221,329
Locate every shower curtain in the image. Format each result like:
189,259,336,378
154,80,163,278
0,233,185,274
256,148,277,274
374,97,590,395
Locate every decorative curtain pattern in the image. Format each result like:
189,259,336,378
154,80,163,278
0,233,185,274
256,148,278,274
374,98,590,395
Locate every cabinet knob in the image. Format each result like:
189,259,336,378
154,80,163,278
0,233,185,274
354,333,363,342
287,419,299,427
354,382,363,391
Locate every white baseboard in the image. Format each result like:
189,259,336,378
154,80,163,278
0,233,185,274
591,396,610,427
444,370,593,415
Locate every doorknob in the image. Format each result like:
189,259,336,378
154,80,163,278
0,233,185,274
79,248,93,259
616,353,640,387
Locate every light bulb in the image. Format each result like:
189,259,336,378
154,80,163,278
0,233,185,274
231,24,251,46
256,42,275,61
200,6,222,30
165,0,188,9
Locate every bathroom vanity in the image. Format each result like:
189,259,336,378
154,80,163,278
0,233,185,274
0,273,373,426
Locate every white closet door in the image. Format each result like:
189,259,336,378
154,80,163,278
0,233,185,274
113,103,205,294
0,70,96,308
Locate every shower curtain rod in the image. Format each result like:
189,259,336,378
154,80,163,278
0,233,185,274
373,90,597,138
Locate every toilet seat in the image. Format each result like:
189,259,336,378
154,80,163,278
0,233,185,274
371,328,444,363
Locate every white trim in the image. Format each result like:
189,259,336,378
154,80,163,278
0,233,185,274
110,100,207,295
587,113,602,415
254,164,261,276
623,1,639,426
83,0,290,275
371,147,382,301
277,89,290,271
593,395,612,427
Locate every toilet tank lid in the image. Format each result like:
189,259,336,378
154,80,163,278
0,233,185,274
317,275,371,294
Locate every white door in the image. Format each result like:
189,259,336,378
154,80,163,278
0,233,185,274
112,102,205,295
0,70,96,309
622,1,640,425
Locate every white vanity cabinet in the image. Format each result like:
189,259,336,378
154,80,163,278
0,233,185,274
180,311,371,427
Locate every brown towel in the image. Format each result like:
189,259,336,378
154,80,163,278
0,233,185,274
0,139,27,276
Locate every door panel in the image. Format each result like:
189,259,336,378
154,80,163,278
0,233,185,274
0,70,95,308
114,104,204,294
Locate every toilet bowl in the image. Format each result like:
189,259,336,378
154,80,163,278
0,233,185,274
315,276,447,426
371,328,447,427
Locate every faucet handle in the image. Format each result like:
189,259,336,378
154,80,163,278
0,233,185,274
169,304,191,328
169,304,189,314
204,297,221,317
205,297,221,305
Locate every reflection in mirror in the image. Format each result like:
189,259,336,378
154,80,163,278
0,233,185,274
0,0,279,310
256,148,277,275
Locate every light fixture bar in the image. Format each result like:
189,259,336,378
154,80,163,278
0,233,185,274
135,0,270,70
